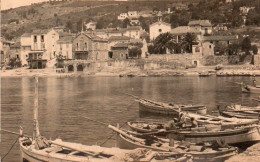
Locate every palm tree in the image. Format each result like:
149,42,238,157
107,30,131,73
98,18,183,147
153,32,175,54
182,33,197,53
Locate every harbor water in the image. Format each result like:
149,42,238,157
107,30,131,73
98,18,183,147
1,76,259,161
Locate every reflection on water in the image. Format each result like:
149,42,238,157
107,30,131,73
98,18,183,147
1,76,259,161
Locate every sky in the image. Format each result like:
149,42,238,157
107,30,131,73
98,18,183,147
1,0,48,10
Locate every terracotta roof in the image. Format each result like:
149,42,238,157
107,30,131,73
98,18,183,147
202,35,238,41
108,36,131,42
112,43,129,48
188,20,212,27
170,26,201,35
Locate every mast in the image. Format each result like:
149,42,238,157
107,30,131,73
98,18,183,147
33,76,40,140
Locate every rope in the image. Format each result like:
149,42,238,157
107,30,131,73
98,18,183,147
1,136,19,161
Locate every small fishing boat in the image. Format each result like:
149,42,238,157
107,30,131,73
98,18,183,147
218,105,260,119
18,76,161,162
138,98,207,115
219,110,259,119
109,125,238,162
167,124,260,145
199,72,212,77
241,84,260,93
186,113,259,126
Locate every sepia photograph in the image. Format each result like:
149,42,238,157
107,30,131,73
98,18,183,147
0,0,260,161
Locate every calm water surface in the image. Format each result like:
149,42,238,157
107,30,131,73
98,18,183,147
1,76,259,161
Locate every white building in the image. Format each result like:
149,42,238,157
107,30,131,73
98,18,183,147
85,21,97,31
31,29,59,60
118,13,128,20
56,35,73,59
128,11,139,19
149,13,171,41
20,33,31,65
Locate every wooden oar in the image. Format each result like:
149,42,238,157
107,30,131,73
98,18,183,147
225,81,243,85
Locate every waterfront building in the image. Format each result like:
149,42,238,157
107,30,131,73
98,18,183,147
73,32,108,61
110,43,129,60
57,35,74,60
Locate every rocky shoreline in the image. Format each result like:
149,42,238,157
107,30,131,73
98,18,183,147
1,66,260,78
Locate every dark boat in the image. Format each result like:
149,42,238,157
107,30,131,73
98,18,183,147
109,125,238,162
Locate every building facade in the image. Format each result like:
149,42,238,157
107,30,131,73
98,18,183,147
73,32,108,61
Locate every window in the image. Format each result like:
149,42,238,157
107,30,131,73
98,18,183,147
41,35,44,42
159,29,162,32
34,36,37,42
77,43,79,49
209,45,211,49
195,47,200,53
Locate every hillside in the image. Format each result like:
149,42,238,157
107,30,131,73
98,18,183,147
1,0,259,41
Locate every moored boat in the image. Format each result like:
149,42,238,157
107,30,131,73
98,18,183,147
242,84,260,93
167,124,260,145
109,125,238,162
138,98,207,116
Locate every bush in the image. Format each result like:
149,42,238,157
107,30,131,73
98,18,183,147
252,45,258,54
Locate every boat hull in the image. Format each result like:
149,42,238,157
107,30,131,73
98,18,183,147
169,126,260,145
242,85,260,93
139,100,207,116
117,134,237,162
221,111,259,119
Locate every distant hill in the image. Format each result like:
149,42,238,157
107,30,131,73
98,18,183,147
2,0,188,40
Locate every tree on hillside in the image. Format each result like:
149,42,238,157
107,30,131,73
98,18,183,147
123,18,130,28
65,21,73,31
182,33,197,53
241,37,251,54
246,10,260,26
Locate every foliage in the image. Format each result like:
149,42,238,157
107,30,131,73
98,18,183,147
8,57,21,68
241,37,251,54
252,45,258,54
246,10,260,26
227,43,240,55
153,32,176,54
182,33,197,53
123,18,130,28
128,46,142,58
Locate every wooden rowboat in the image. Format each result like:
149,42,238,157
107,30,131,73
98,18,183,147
219,111,260,119
109,125,238,162
138,98,207,116
186,113,259,126
168,124,260,145
20,137,156,162
242,84,260,93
